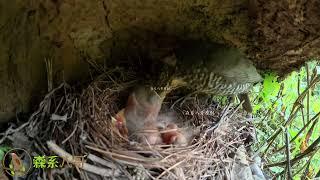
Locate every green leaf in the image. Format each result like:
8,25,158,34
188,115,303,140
261,73,281,101
0,146,11,161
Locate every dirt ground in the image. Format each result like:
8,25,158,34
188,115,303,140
1,0,319,124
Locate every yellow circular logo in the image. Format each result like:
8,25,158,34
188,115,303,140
2,148,32,177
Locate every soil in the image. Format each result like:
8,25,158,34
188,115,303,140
1,0,319,124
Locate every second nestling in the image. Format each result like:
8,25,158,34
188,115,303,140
112,85,194,146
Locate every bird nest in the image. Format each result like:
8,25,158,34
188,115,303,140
2,68,256,179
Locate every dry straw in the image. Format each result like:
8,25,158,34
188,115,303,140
1,68,254,179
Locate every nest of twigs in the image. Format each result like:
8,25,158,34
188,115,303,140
1,68,256,179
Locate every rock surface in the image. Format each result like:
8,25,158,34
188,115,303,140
1,0,319,123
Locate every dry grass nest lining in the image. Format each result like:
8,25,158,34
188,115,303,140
21,68,254,179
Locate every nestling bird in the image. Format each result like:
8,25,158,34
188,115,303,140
113,86,163,145
159,40,262,112
161,123,188,146
112,109,128,138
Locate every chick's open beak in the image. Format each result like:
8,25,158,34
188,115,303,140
111,109,128,138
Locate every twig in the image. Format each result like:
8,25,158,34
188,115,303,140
45,58,53,92
297,74,306,126
266,135,320,167
284,128,292,180
62,120,78,144
294,75,320,107
306,64,310,124
0,121,29,144
0,83,66,143
301,158,312,180
274,111,320,153
85,146,162,166
260,75,320,156
261,105,299,156
156,159,186,180
47,141,121,177
295,154,314,178
87,154,118,169
275,150,315,178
